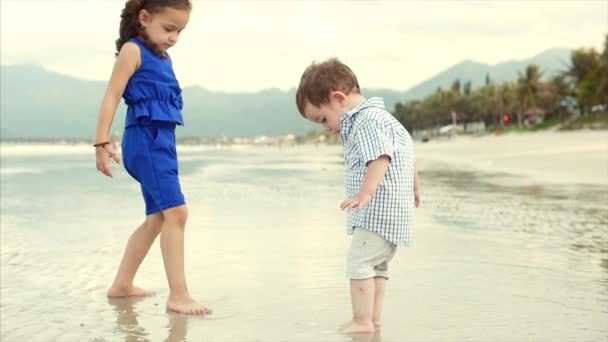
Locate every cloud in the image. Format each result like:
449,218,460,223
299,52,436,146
1,0,606,92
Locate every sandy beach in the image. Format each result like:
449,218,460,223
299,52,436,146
416,130,608,185
1,130,607,341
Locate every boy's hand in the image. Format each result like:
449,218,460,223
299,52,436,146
96,142,121,178
340,192,372,212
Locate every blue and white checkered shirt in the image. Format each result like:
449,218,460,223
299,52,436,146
340,97,415,246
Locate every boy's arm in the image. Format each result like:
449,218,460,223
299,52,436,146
340,155,391,211
414,162,421,208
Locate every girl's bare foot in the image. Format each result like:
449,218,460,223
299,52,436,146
107,285,155,298
167,297,212,316
339,320,376,334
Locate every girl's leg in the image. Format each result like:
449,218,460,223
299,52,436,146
161,205,211,315
340,278,376,334
107,212,164,297
372,276,387,326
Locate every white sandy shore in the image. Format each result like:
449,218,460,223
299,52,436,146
415,130,608,185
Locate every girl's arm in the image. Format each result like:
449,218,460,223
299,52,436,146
95,42,141,177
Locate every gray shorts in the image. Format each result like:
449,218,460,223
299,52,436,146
346,227,397,280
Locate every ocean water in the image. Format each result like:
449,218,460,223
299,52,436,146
1,142,607,342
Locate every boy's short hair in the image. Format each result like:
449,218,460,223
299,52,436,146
296,58,361,115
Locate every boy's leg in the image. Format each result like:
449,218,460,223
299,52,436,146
107,212,164,297
372,246,396,326
340,278,376,334
161,205,212,315
372,276,387,326
342,228,380,334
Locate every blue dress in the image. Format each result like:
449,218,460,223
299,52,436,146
123,37,184,127
121,37,185,215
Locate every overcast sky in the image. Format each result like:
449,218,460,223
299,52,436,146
1,0,606,92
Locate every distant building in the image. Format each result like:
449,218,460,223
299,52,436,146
523,107,547,126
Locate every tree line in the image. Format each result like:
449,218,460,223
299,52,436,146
393,34,608,133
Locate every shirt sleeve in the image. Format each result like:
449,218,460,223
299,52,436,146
355,119,395,165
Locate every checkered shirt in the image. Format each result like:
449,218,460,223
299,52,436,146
340,97,415,246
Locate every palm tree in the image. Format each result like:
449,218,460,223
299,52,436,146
565,47,601,113
593,34,608,105
548,75,573,120
500,83,518,126
517,64,543,126
567,48,600,85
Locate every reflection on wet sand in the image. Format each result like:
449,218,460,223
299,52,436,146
423,168,608,256
107,297,149,342
165,313,188,342
424,166,608,298
348,328,382,342
107,297,188,342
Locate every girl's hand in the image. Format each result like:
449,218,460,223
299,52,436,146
340,192,372,212
95,142,121,177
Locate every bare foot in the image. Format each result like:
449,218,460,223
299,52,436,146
107,285,155,298
167,297,212,316
339,320,376,334
373,320,382,327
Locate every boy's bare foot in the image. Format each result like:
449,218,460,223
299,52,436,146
107,285,155,298
339,320,376,334
167,297,212,316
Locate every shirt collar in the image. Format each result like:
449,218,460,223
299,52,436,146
339,97,386,143
340,97,386,122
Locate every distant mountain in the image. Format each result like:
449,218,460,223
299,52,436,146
0,64,317,139
0,48,572,138
401,48,572,100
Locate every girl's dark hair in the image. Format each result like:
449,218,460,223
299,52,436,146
115,0,192,57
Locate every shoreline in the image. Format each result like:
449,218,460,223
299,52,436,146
2,129,607,185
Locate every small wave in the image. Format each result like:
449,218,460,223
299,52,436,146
0,142,247,157
0,167,45,175
0,143,92,157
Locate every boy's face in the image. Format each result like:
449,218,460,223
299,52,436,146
302,92,346,133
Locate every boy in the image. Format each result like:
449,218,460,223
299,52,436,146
295,58,420,334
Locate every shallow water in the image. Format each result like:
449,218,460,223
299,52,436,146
1,143,606,341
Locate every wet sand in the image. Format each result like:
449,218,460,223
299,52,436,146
1,131,607,341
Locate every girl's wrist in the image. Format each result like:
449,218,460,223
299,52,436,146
93,141,111,148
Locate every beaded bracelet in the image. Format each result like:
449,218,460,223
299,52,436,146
93,141,110,148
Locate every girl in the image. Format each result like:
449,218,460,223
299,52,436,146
94,0,210,316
